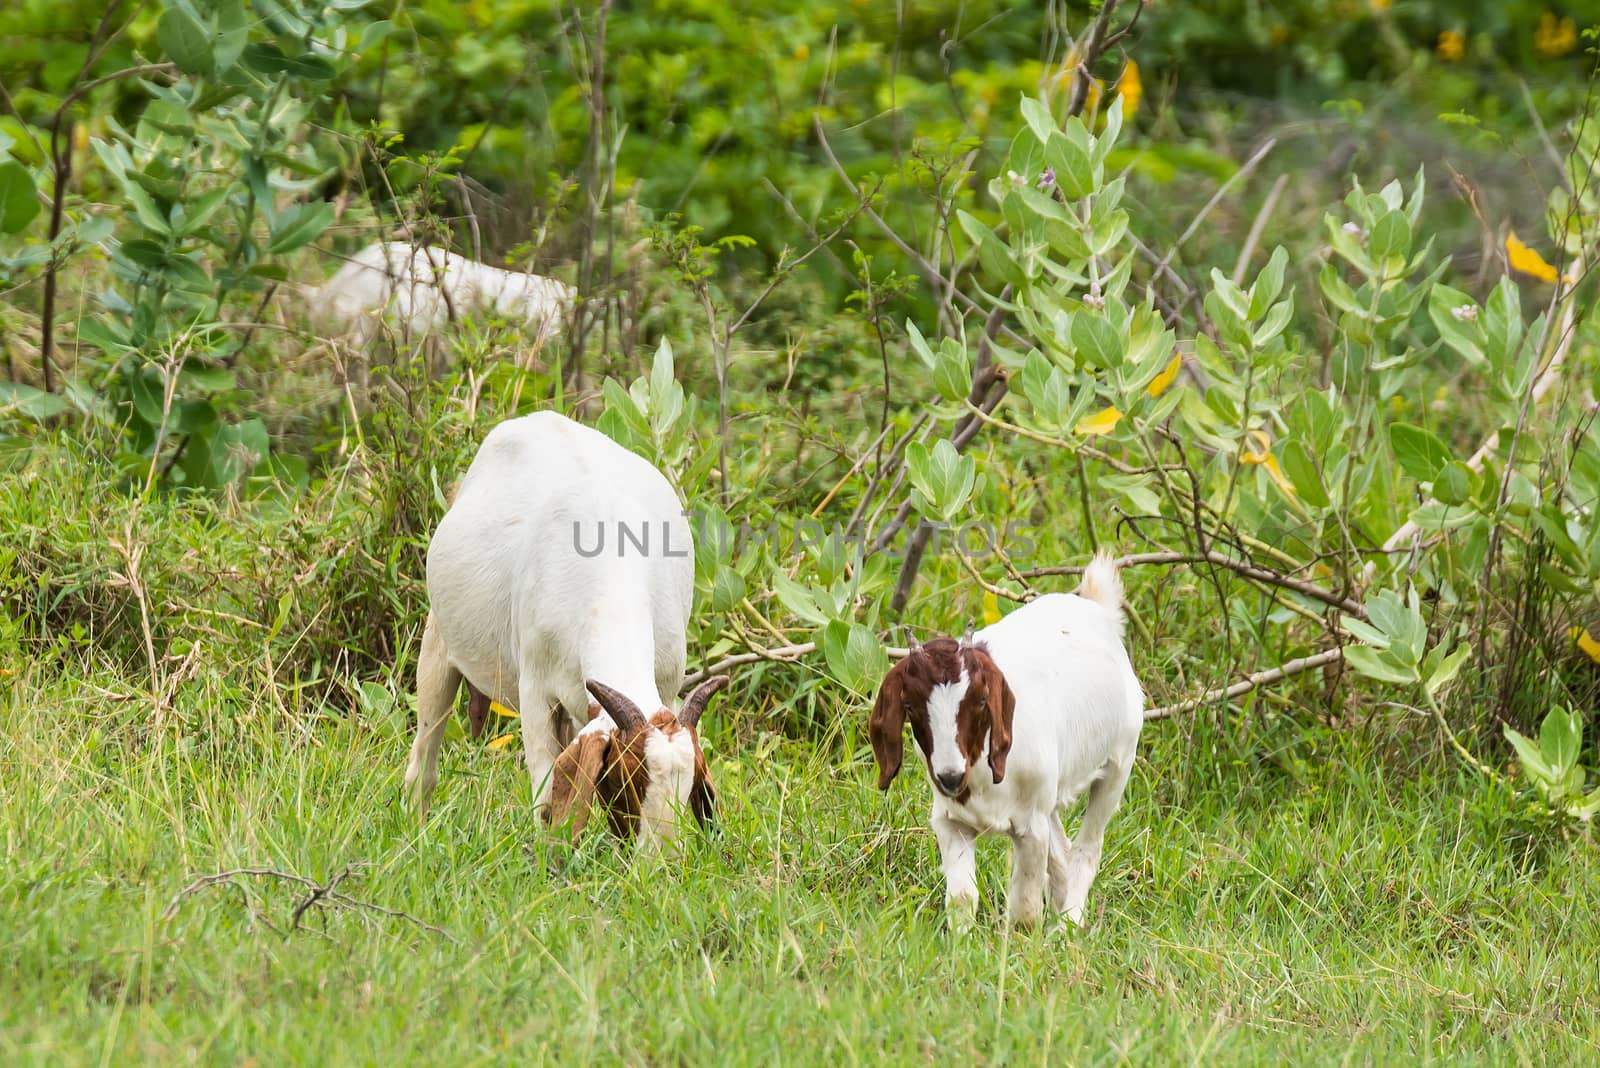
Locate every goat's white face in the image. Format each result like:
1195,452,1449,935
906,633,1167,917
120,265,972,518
637,724,702,850
926,670,971,797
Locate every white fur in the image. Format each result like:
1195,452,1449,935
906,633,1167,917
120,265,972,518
639,729,698,849
404,411,693,821
930,554,1142,929
308,240,576,347
926,671,969,785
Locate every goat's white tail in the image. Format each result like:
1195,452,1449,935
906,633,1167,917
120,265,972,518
1078,550,1124,626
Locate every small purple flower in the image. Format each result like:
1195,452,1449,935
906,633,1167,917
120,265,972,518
1037,166,1056,191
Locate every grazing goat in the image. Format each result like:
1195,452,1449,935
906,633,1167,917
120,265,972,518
306,241,576,377
868,552,1143,929
404,410,727,849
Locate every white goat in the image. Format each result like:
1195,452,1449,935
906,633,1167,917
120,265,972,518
307,240,576,351
868,552,1143,928
404,410,727,849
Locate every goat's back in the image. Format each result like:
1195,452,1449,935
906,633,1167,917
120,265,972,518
425,412,694,710
977,592,1143,799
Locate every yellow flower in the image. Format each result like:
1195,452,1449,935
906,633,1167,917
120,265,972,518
1506,230,1567,284
1436,29,1465,62
1146,353,1182,398
1535,11,1577,58
489,700,517,718
1115,59,1142,118
1239,429,1296,498
793,44,809,62
1369,0,1392,11
981,591,1003,626
1076,406,1123,436
486,732,519,750
1570,626,1600,664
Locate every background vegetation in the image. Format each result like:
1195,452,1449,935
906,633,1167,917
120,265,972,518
2,0,1599,1062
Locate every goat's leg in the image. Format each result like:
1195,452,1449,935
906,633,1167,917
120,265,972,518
519,676,563,810
1047,818,1073,913
404,614,461,819
1060,758,1133,926
932,811,979,933
1006,812,1050,928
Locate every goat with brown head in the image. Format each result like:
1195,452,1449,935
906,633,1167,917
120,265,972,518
869,631,1015,801
543,674,728,849
863,555,1146,930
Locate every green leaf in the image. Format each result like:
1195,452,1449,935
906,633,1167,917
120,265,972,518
266,201,334,254
905,439,976,521
157,5,214,76
709,565,746,613
0,161,39,233
1504,726,1556,786
0,382,70,420
1540,706,1582,777
1423,644,1470,698
1279,440,1330,507
358,20,397,52
772,572,829,626
1389,423,1452,482
646,338,683,428
821,621,890,696
1433,461,1475,507
1343,645,1418,686
1247,246,1288,319
1018,95,1056,144
1368,209,1412,264
1044,132,1095,199
213,0,249,73
956,210,1019,287
1341,616,1393,650
1070,313,1124,369
1428,284,1486,368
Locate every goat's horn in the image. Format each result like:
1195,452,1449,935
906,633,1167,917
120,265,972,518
960,624,975,649
902,626,921,654
585,678,648,732
678,674,730,729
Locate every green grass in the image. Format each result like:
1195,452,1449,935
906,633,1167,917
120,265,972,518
4,641,1597,1065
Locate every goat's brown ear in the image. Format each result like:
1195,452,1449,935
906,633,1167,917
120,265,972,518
978,653,1016,784
689,745,716,827
868,663,907,790
543,732,608,837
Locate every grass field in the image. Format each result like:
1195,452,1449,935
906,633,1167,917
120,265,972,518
5,632,1597,1064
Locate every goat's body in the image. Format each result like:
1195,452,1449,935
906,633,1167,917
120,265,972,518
405,412,693,812
309,241,576,345
934,593,1142,836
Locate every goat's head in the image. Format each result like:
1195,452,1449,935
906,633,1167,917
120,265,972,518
868,633,1014,800
542,674,729,849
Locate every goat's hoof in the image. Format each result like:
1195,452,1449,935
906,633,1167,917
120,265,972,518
946,893,978,933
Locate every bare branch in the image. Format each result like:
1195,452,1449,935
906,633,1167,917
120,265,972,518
1144,647,1344,720
1018,550,1368,618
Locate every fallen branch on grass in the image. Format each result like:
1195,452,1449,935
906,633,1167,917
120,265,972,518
162,865,456,944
